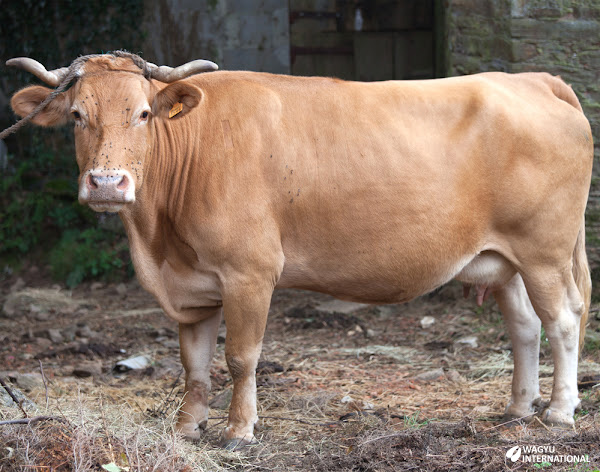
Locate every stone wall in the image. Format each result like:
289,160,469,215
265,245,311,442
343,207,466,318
447,0,512,74
447,0,600,158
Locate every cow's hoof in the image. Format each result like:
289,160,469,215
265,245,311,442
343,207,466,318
220,437,256,451
541,408,575,428
503,397,546,424
177,419,207,441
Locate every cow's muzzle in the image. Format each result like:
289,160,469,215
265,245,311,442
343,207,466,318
78,169,135,212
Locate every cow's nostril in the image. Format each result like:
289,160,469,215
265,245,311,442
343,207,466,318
117,174,129,190
87,173,99,190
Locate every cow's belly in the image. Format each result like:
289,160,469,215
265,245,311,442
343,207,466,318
277,236,477,304
277,258,465,303
278,248,515,304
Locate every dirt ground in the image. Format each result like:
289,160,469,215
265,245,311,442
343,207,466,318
0,269,599,471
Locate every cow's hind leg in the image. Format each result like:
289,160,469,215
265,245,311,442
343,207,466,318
521,268,583,427
176,307,222,440
494,274,544,421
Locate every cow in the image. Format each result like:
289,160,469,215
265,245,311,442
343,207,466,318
8,53,593,448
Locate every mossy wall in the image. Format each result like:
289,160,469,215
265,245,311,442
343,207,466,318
447,0,600,161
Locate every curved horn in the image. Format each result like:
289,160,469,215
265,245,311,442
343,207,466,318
6,57,69,87
147,59,218,83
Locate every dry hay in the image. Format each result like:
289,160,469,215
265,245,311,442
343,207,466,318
1,283,599,470
0,383,240,471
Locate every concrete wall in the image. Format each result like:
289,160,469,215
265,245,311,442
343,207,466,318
143,0,290,74
447,0,600,157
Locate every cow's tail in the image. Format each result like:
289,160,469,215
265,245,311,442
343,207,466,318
573,219,591,354
545,74,584,113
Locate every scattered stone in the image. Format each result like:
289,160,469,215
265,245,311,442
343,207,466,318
153,357,182,377
347,324,364,336
210,388,232,410
73,360,103,378
90,282,104,291
3,288,81,318
424,340,452,351
160,339,180,349
115,283,128,296
114,355,151,372
0,381,36,410
446,369,466,383
361,400,375,410
420,316,436,329
365,328,376,338
10,277,25,293
339,395,374,411
256,361,284,375
46,329,64,344
34,311,50,321
14,373,44,392
61,327,77,342
76,325,98,339
415,368,446,381
454,335,478,348
285,304,365,330
316,299,369,314
29,304,42,314
33,337,53,350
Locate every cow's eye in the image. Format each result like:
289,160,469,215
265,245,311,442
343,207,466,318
72,110,81,120
140,111,149,120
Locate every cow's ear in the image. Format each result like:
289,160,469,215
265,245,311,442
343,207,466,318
11,85,70,127
152,82,203,120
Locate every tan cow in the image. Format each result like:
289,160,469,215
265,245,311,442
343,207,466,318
8,53,592,448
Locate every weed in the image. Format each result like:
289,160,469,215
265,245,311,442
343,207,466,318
403,410,429,428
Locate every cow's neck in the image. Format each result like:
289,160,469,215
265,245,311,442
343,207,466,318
118,117,203,277
117,119,200,316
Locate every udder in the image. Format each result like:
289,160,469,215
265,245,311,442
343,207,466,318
455,251,516,306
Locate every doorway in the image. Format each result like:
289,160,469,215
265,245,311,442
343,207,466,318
289,0,445,81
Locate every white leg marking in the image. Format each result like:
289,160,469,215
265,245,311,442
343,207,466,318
494,274,542,420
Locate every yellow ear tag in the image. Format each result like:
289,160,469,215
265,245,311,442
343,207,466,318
169,102,183,118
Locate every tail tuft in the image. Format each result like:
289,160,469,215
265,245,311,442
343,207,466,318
573,220,591,354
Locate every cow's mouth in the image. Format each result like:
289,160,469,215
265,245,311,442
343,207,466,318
87,202,127,213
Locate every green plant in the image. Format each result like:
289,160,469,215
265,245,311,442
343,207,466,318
49,228,131,288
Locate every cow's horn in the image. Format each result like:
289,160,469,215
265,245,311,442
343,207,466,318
6,57,69,87
146,59,218,83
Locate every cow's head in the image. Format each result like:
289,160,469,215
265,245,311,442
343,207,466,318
9,54,217,212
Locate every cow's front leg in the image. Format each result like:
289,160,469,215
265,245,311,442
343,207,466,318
221,280,272,449
176,307,222,440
